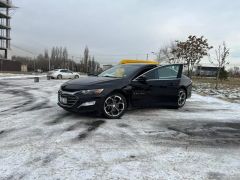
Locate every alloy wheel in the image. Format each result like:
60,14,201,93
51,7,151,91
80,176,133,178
178,89,186,107
104,95,125,118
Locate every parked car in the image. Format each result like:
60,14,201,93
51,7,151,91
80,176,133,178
58,63,192,118
47,69,80,79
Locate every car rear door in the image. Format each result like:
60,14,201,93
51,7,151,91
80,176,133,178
131,64,183,107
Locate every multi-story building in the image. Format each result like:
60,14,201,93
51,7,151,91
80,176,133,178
0,0,12,59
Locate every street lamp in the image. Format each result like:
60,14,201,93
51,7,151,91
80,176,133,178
151,52,158,61
146,52,157,60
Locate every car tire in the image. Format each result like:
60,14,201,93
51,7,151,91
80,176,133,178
74,75,79,79
101,93,127,119
57,75,62,79
175,88,187,108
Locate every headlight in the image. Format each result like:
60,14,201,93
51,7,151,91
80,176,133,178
80,89,104,95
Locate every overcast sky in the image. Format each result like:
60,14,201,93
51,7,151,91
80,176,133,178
10,0,240,65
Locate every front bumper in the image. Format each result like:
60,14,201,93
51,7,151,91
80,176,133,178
57,90,104,112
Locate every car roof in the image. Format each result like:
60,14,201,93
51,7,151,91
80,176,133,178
120,63,157,67
119,64,159,72
119,59,159,65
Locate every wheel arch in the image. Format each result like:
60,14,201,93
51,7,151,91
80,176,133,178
179,86,187,94
107,89,130,108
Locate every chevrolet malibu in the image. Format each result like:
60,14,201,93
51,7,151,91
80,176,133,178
58,63,192,118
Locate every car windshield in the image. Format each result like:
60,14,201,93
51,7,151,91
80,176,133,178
98,64,141,78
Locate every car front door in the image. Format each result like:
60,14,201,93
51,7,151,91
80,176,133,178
60,70,67,78
66,70,73,78
131,64,183,107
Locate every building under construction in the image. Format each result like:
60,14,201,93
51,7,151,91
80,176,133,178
0,0,22,72
0,0,12,59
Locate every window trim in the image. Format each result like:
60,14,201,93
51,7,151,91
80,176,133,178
133,64,182,81
146,78,181,81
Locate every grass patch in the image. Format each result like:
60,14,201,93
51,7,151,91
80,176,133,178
192,77,240,89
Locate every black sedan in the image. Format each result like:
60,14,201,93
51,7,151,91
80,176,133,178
58,63,192,118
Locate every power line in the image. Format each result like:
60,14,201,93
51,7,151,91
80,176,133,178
11,45,135,59
12,44,37,56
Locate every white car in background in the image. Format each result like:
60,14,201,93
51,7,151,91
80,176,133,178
47,69,80,79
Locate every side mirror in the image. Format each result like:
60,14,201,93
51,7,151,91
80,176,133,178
136,75,147,82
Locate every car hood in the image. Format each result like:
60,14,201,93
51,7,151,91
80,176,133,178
61,76,123,91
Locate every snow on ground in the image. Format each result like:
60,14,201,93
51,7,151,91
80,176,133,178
0,73,47,80
193,82,240,103
0,77,240,179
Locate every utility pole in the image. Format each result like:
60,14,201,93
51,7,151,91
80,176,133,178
146,53,149,60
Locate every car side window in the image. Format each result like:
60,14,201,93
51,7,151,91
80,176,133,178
60,70,67,73
133,67,156,79
144,65,180,80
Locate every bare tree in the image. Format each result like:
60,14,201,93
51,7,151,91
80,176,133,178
62,47,68,69
44,49,50,71
209,42,230,89
229,66,240,77
156,42,183,64
13,46,101,73
83,46,89,73
173,35,213,77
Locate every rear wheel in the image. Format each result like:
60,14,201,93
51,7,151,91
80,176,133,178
102,93,126,119
57,74,62,79
176,88,187,108
74,75,79,79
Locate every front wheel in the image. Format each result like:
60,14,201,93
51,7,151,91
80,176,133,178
74,75,79,79
176,88,187,108
102,93,127,119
